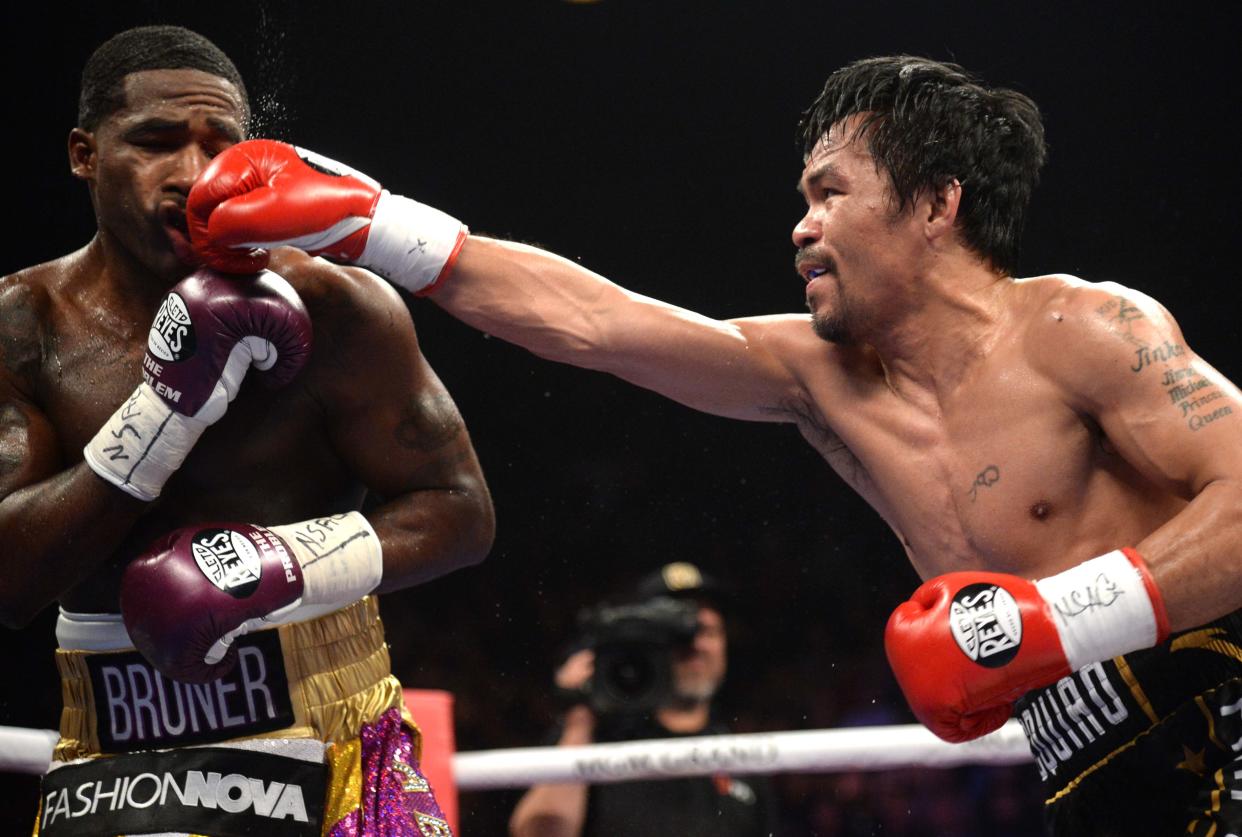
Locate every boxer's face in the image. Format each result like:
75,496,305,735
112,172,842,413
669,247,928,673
71,68,245,283
792,115,927,344
670,605,726,702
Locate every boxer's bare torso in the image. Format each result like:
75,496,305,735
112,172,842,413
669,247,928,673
755,276,1194,581
0,247,481,614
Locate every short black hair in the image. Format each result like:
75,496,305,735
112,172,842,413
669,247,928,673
797,55,1046,274
78,25,249,131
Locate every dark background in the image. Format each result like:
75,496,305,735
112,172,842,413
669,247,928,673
2,2,1240,835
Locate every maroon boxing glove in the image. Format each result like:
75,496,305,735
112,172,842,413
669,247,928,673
122,523,305,683
123,513,383,683
84,268,312,500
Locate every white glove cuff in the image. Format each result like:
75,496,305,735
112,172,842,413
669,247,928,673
360,191,467,294
1034,549,1162,671
269,511,383,622
83,384,206,501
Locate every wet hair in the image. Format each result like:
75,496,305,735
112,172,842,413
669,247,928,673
78,25,249,131
797,55,1046,274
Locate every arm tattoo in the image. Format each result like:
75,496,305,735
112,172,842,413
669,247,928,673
773,396,869,488
968,465,1000,502
1158,364,1235,431
1097,294,1148,350
394,393,465,452
0,286,43,384
0,403,29,479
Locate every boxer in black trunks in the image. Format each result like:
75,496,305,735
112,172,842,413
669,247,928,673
191,56,1242,834
0,25,493,837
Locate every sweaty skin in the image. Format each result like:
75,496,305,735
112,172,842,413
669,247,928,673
426,122,1242,634
0,69,493,624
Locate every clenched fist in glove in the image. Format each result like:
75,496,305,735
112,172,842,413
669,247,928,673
122,512,383,683
187,140,466,295
884,548,1169,742
83,268,312,501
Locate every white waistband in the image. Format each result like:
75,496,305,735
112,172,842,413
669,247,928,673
55,608,133,651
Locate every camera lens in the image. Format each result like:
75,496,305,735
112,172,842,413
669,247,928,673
606,648,658,699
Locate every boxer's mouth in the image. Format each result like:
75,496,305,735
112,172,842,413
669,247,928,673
795,250,836,284
158,203,196,264
158,203,188,235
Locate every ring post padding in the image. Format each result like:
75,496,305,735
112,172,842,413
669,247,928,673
403,688,459,833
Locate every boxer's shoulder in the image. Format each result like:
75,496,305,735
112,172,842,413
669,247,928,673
1018,274,1183,404
0,262,58,390
0,260,56,313
267,248,423,396
1018,273,1167,337
268,248,410,326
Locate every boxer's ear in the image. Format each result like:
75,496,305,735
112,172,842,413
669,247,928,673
68,128,96,181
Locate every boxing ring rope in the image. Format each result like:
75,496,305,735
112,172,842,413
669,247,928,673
0,721,1032,788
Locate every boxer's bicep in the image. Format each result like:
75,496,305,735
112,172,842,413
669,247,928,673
0,279,62,499
346,355,484,498
317,278,493,587
0,391,62,499
337,353,493,588
1040,286,1242,494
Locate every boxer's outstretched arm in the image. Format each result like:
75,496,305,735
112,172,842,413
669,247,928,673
1035,282,1242,632
187,141,817,424
432,236,817,423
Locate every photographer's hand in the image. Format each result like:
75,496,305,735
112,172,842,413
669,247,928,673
509,650,597,837
556,648,594,689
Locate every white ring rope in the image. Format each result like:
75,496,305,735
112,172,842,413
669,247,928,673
1,721,1032,789
0,726,60,776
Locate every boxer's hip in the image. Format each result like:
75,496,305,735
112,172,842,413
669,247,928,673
1015,608,1242,833
52,595,411,760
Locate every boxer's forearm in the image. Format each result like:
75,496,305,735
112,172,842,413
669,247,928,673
0,464,146,627
433,237,798,424
434,236,645,371
369,482,495,593
1138,478,1242,632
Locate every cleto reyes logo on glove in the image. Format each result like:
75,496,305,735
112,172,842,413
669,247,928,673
191,529,264,598
948,583,1023,668
148,292,197,363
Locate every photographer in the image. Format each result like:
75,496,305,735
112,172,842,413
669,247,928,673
509,563,777,837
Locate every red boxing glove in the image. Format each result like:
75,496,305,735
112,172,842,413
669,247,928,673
885,549,1169,743
188,140,466,294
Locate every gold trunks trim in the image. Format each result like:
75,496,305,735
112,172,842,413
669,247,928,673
53,596,414,762
1114,654,1159,726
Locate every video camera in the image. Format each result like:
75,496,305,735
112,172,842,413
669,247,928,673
576,596,700,716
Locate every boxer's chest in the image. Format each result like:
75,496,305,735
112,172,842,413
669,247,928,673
38,325,336,506
804,356,1145,579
